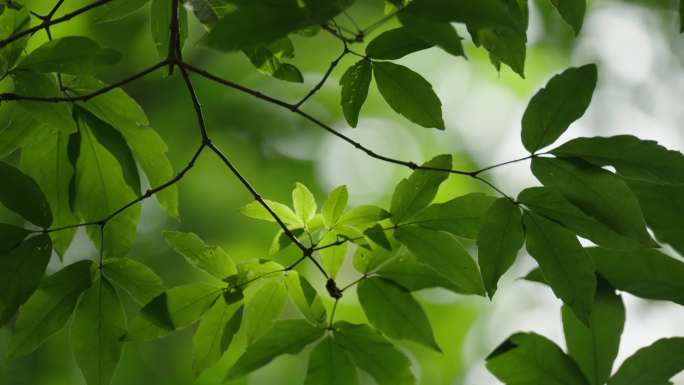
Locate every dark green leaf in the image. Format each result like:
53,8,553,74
285,271,327,326
11,70,77,133
102,258,165,305
0,6,29,74
19,36,121,74
322,185,348,228
192,293,243,377
410,192,496,239
486,332,589,385
364,223,391,250
0,223,29,253
304,336,359,385
587,247,684,305
477,198,524,297
399,10,465,57
373,61,444,129
366,27,433,60
92,0,150,23
333,322,415,385
340,59,372,128
521,65,597,152
0,233,52,324
150,0,188,59
395,225,485,295
523,211,596,324
226,319,324,379
0,103,43,158
531,157,654,246
562,279,625,385
71,277,126,385
627,180,684,255
549,0,585,34
608,338,684,385
9,260,94,358
0,160,51,227
243,45,303,83
378,252,466,293
390,154,451,224
358,277,439,351
163,231,237,280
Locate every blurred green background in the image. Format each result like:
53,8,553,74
1,0,684,384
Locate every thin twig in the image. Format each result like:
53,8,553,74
293,47,348,109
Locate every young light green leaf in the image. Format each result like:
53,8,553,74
390,154,452,224
549,0,585,34
358,277,440,351
587,247,684,305
337,205,390,227
523,211,596,324
0,233,52,324
521,64,597,153
150,0,188,59
240,199,302,227
74,110,140,258
0,160,52,228
318,231,348,279
127,283,222,341
333,322,415,385
71,277,126,385
608,338,684,385
9,260,94,358
395,225,485,295
11,70,77,133
398,11,465,57
304,336,359,385
163,231,237,280
285,272,327,326
21,129,77,256
226,319,325,379
192,292,243,377
531,157,654,246
562,279,625,385
292,182,317,224
242,278,288,343
627,180,684,255
102,258,165,305
410,192,496,239
92,0,150,23
486,332,590,385
551,135,684,185
373,61,444,129
322,185,348,228
366,27,433,60
340,59,372,128
19,36,121,74
477,198,524,298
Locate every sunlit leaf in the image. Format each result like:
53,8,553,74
390,154,451,223
321,185,348,228
19,36,121,75
11,70,77,133
163,231,237,280
241,278,288,343
292,182,317,224
102,258,165,305
285,271,327,326
410,192,496,239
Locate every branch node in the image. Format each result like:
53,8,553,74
408,161,418,170
325,278,343,299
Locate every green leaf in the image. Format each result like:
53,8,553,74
292,182,317,224
531,157,654,246
366,27,433,60
521,64,597,153
364,223,391,250
0,160,52,228
0,233,52,324
551,135,684,185
227,319,324,379
92,0,150,23
21,129,78,256
102,258,165,305
337,205,390,227
390,154,451,224
358,277,439,351
395,225,485,295
486,332,590,385
150,0,188,59
201,0,353,52
518,187,641,250
0,223,29,253
73,110,140,258
318,231,348,279
241,278,288,343
587,247,684,305
192,292,243,377
18,36,121,75
398,11,465,57
373,61,444,129
67,76,178,218
523,211,596,324
285,272,326,326
127,283,222,340
240,199,303,227
9,260,94,358
627,180,684,255
163,231,237,280
243,39,303,83
352,242,394,274
333,322,415,385
378,250,466,293
549,0,585,34
71,277,126,385
340,59,372,128
0,103,43,158
608,338,684,385
11,70,77,133
304,336,359,385
322,185,348,228
562,279,625,385
410,192,496,239
0,6,29,74
477,198,524,297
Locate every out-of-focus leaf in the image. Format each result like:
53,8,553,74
390,154,451,223
340,59,372,128
608,338,684,385
410,192,496,239
92,0,150,23
19,36,121,75
102,258,165,305
399,10,465,57
366,27,433,60
163,231,237,280
0,160,51,228
304,336,359,385
0,6,29,74
243,41,303,83
150,0,188,59
0,223,29,253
